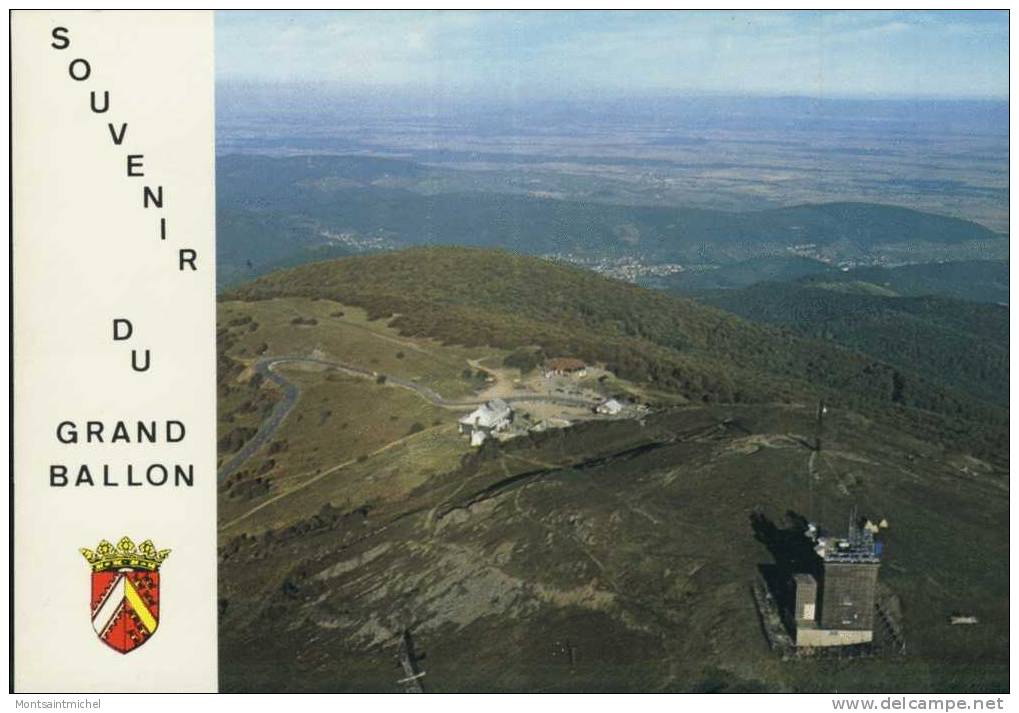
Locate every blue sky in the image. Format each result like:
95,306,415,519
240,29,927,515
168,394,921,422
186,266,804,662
215,11,1008,100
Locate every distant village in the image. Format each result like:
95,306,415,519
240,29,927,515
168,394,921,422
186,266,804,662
543,252,687,283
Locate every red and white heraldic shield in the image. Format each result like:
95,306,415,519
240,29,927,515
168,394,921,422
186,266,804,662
90,568,161,654
80,537,170,655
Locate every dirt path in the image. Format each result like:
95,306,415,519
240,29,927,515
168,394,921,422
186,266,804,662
220,425,444,532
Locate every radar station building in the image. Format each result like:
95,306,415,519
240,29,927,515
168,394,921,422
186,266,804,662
793,517,881,647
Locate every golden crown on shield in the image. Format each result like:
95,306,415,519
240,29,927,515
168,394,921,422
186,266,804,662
79,536,171,573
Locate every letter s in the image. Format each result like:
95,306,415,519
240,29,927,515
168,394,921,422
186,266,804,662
51,26,70,50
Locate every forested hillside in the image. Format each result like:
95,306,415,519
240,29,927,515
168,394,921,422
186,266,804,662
701,283,1008,407
225,246,1007,464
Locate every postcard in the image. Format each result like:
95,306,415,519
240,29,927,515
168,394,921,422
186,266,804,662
10,8,1011,702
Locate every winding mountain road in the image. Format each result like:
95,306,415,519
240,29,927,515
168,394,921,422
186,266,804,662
217,355,598,482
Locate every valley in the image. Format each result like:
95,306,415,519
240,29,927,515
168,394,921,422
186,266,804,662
215,154,1008,290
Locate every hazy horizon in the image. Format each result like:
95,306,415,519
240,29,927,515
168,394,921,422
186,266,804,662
214,12,1008,234
216,11,1009,101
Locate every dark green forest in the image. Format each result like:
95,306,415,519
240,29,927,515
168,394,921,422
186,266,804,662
654,257,1008,304
700,283,1008,407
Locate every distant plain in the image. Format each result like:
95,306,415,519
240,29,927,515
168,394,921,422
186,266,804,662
218,90,1008,232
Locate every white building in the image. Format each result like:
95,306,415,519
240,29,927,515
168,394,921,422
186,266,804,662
595,398,625,415
459,398,513,446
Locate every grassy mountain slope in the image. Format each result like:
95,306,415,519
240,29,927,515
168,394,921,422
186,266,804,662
214,298,1009,692
224,247,1006,464
218,400,1008,692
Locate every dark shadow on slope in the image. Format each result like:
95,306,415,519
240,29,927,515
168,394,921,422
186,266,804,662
751,510,821,623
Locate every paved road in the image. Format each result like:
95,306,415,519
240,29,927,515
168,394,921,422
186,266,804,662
217,355,598,482
217,360,300,482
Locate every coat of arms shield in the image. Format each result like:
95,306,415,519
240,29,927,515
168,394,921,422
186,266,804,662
80,536,170,654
